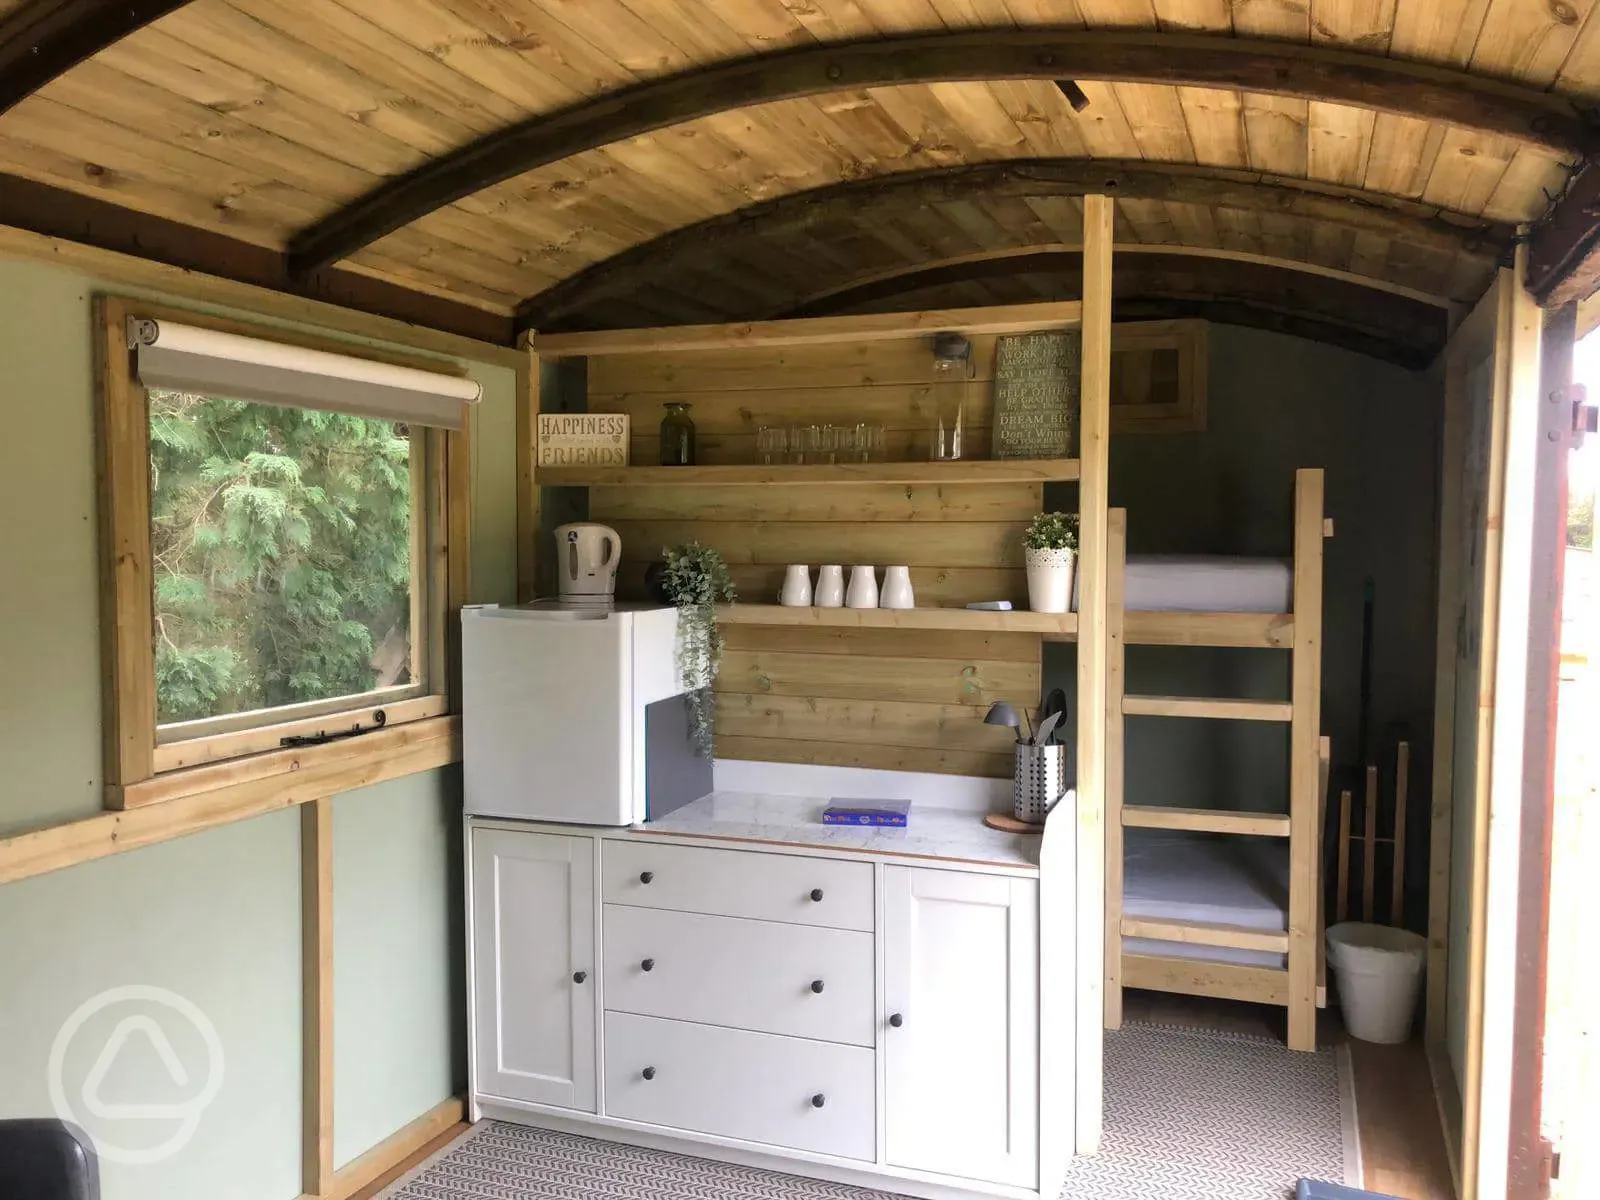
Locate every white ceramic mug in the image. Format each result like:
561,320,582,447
780,564,813,607
880,565,914,609
845,565,879,609
815,564,845,607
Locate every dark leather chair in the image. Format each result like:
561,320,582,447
0,1120,99,1199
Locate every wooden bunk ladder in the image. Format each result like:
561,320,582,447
1103,469,1328,1052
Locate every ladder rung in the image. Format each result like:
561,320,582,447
1121,916,1290,954
1122,694,1293,721
1122,806,1291,837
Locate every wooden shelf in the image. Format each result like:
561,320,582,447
716,604,1078,635
537,459,1080,487
1121,806,1291,837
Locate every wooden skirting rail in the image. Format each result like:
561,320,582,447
1121,916,1290,955
1122,954,1290,1007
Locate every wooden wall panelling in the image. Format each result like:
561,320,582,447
583,324,1068,777
1075,192,1114,1155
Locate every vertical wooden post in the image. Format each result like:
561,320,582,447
1103,508,1127,1031
1075,192,1113,1152
1392,741,1410,925
516,336,541,604
301,797,334,1197
1363,764,1379,922
1337,789,1352,924
1287,467,1326,1052
1317,736,1332,1003
445,426,473,709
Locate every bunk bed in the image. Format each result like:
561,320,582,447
1103,468,1330,1051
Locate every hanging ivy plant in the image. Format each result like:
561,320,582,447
662,542,737,756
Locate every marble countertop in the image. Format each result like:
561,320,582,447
634,790,1042,871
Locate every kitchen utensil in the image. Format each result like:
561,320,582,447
984,700,1030,743
1037,688,1068,742
880,565,914,609
1033,709,1064,748
780,564,813,606
845,565,878,609
815,565,845,607
554,523,621,604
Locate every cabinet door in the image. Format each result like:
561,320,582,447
884,867,1038,1188
471,828,596,1111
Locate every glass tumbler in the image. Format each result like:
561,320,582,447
757,425,787,465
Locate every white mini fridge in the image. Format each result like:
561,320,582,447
461,603,709,825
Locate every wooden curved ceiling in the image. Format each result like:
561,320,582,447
2,0,1598,356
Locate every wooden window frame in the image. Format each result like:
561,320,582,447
1109,318,1208,434
95,295,472,811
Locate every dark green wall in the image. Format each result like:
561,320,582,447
1047,323,1441,926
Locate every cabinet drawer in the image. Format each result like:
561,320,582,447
602,840,873,931
603,905,875,1046
603,1012,874,1161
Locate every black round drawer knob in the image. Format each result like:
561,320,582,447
641,958,655,972
642,1066,656,1081
639,871,654,884
809,888,824,902
888,1012,904,1028
810,979,825,994
572,970,588,984
811,1093,826,1109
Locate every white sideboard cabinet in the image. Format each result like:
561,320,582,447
467,811,1069,1200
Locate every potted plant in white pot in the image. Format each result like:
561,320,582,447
661,542,736,756
1023,511,1079,614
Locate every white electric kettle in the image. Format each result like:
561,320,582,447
555,523,621,604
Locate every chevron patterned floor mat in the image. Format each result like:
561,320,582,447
383,1022,1355,1200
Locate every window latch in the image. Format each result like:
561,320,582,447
281,709,387,748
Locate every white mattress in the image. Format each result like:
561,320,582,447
1121,829,1290,969
1075,555,1292,613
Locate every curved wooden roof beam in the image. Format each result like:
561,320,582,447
288,31,1591,275
774,249,1449,368
0,0,194,116
516,160,1508,330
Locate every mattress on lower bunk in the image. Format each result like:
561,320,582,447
1075,555,1293,613
1122,828,1290,969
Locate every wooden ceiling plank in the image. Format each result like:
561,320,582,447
1363,112,1444,199
1073,0,1159,28
1309,0,1398,50
1480,144,1573,224
1153,0,1233,32
1420,126,1520,215
286,29,1598,273
1390,0,1493,68
925,82,1032,154
334,248,521,311
985,80,1093,158
1112,81,1200,163
1241,92,1310,177
160,3,470,160
1061,80,1143,158
1231,0,1311,38
780,0,885,40
1176,84,1247,165
0,0,192,117
94,28,428,179
1469,0,1597,88
1307,99,1378,188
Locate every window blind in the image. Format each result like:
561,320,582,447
128,318,482,430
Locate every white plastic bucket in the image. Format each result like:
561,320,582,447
1326,921,1427,1044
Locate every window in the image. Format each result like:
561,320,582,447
97,296,475,804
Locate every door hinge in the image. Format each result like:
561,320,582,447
1540,1136,1560,1193
1564,383,1596,446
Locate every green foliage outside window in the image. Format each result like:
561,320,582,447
148,390,415,725
1570,491,1594,552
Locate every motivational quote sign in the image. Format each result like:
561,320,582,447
991,332,1080,459
537,413,631,467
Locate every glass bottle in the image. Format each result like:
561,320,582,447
660,402,696,466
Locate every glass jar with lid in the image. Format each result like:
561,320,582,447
660,402,696,466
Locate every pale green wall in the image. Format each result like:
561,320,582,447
0,255,517,1199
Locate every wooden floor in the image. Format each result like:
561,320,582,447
1124,990,1455,1199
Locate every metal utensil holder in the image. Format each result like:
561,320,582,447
1013,743,1066,825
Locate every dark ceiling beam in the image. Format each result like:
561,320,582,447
0,174,514,345
289,30,1592,274
769,249,1447,368
1525,162,1600,305
0,0,194,116
516,159,1509,329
